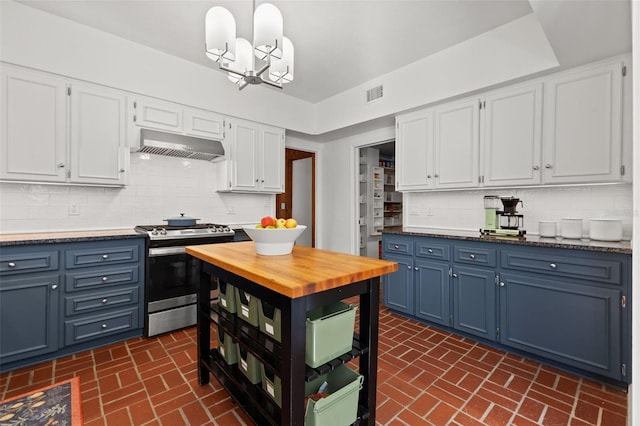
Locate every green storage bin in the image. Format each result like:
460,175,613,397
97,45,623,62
260,363,281,407
217,325,238,365
238,347,262,384
235,288,259,326
258,300,281,342
304,365,363,426
306,302,357,368
218,281,237,313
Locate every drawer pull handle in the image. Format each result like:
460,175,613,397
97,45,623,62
102,276,108,282
8,262,16,268
102,298,108,304
51,284,58,290
102,254,109,260
394,245,399,249
427,248,433,253
549,263,557,269
469,254,476,259
101,324,108,329
452,273,458,278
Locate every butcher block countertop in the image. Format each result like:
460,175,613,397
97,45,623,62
186,241,398,299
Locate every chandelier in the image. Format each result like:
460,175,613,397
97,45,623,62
205,2,294,90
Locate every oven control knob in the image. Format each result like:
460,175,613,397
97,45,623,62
159,228,167,235
151,228,158,235
224,227,231,233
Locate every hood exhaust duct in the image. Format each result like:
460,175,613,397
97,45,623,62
139,129,225,161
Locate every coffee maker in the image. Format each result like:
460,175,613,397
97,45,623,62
481,196,526,237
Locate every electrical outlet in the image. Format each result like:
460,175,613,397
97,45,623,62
68,202,80,216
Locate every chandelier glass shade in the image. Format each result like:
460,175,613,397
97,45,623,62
205,2,294,90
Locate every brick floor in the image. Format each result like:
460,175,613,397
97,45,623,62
0,305,628,425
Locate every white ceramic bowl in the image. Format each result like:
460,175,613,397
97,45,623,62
538,221,557,238
243,225,307,255
589,219,623,242
561,218,583,239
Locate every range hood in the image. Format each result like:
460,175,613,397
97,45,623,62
139,129,225,161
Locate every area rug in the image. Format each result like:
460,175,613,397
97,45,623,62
0,377,82,425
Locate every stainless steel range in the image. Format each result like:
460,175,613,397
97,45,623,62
135,223,235,337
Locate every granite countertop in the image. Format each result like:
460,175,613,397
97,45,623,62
383,227,632,254
0,229,144,246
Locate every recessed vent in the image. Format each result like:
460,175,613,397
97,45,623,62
366,85,384,102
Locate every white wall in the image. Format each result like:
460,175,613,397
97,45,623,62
0,153,273,233
0,0,314,133
404,185,633,239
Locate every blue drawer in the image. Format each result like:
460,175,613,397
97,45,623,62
0,250,59,275
415,240,450,261
453,244,496,267
382,236,413,256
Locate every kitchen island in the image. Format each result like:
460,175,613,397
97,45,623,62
186,241,397,425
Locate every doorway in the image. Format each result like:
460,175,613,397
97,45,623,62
357,140,399,258
276,148,316,247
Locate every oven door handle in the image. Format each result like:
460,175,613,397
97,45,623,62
149,247,186,257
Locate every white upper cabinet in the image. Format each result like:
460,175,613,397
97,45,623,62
133,98,182,133
396,110,434,191
542,60,624,184
70,84,127,186
481,83,543,187
217,118,284,193
1,67,68,182
184,108,225,140
1,65,127,186
434,99,480,189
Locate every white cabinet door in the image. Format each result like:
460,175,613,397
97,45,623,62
259,125,284,193
542,61,623,183
396,110,434,191
230,119,260,191
482,83,542,186
134,98,182,133
70,84,127,185
434,99,479,189
184,108,225,140
1,67,68,182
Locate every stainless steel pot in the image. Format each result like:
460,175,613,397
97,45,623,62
164,213,200,227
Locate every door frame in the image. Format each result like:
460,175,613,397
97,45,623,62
276,148,316,247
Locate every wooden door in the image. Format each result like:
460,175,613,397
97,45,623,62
276,149,315,247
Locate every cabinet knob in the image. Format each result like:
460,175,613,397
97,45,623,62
407,265,411,270
499,282,505,287
434,174,439,178
58,163,65,168
452,273,458,278
102,298,108,304
533,165,540,171
414,267,418,271
119,168,125,173
545,164,553,169
261,179,264,183
101,324,108,329
255,179,259,183
394,245,399,249
427,248,433,253
102,254,109,260
427,175,432,179
102,276,108,282
51,284,58,290
8,262,16,268
469,254,476,259
549,263,557,269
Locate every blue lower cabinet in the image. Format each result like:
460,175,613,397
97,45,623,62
452,265,496,341
383,253,414,315
382,232,631,385
500,272,622,380
415,259,450,327
0,273,60,364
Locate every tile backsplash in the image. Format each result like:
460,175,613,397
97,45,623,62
404,184,633,240
0,153,273,233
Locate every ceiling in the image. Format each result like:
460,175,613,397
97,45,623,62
16,0,632,104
